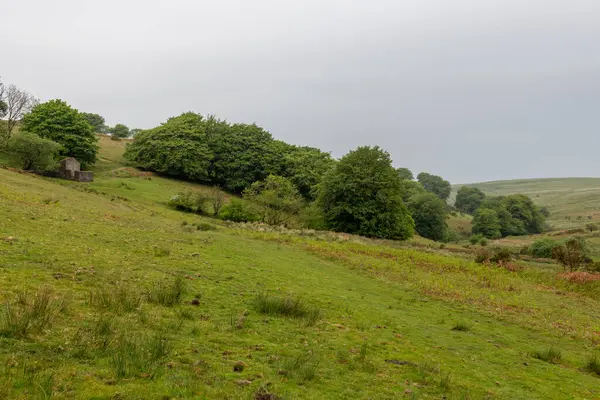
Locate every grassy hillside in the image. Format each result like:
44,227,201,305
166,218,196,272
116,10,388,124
453,178,600,230
1,144,600,398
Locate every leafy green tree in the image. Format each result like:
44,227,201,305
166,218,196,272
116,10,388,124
124,112,212,181
7,132,61,172
455,186,486,214
472,208,502,239
81,112,106,132
317,146,414,240
400,179,426,203
417,172,451,201
281,146,335,199
243,175,304,226
207,121,278,192
21,100,99,167
408,192,448,241
477,194,545,237
111,124,130,140
397,167,414,181
129,128,142,137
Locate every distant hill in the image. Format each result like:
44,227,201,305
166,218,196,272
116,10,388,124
453,178,600,229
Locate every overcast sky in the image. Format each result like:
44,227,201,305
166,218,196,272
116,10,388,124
2,0,599,183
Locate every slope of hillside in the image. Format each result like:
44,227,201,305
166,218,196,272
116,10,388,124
1,151,600,397
453,178,600,230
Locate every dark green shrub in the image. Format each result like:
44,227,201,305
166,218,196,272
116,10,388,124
218,199,260,223
530,238,559,258
479,238,488,246
469,234,483,245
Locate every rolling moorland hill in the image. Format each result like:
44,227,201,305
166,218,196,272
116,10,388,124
0,137,600,398
453,178,600,230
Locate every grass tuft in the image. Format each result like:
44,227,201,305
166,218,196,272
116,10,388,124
0,288,55,338
531,347,562,364
253,293,321,324
585,355,600,375
451,320,471,332
147,277,185,307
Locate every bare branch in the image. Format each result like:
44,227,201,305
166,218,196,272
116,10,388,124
5,85,37,138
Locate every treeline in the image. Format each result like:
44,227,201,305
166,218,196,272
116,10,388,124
124,112,335,198
126,112,466,241
455,186,548,239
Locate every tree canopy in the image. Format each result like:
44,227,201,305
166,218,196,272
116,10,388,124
455,186,486,214
417,172,451,201
124,112,333,195
317,146,414,240
408,192,448,241
81,112,106,132
21,99,99,167
397,167,414,181
111,124,130,140
472,194,546,238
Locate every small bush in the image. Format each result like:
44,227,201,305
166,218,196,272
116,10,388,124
451,320,471,332
167,191,210,214
585,355,600,375
474,248,492,264
6,133,62,172
469,234,484,245
530,238,559,258
531,347,562,364
147,277,185,307
586,223,599,232
253,293,321,324
219,199,260,223
194,222,217,231
491,248,512,264
479,238,488,246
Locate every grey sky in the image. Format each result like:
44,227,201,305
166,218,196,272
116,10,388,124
2,0,599,183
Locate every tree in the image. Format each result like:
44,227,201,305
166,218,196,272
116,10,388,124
112,124,130,140
455,186,486,214
281,146,336,199
552,237,588,272
0,79,6,119
129,128,142,137
6,132,62,172
125,113,281,193
81,113,106,132
472,208,502,239
4,84,38,139
21,99,99,167
417,172,451,201
124,113,213,181
243,175,304,226
397,167,414,181
408,192,448,241
317,146,414,240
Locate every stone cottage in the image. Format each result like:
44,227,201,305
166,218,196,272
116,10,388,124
58,158,94,182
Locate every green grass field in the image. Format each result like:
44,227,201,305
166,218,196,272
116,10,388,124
453,178,600,230
1,140,600,398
